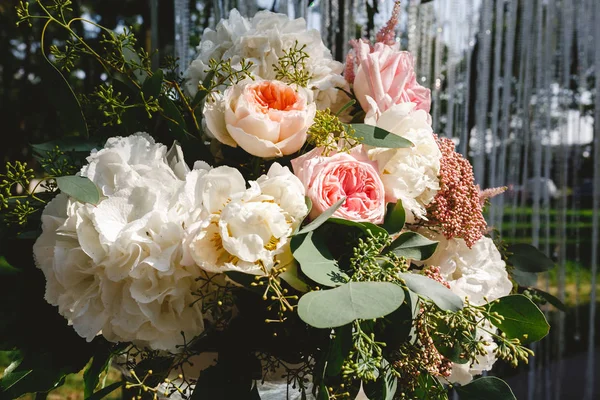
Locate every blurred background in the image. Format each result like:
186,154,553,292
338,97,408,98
0,0,598,399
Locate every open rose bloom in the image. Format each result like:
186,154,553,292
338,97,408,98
291,146,386,224
205,79,316,158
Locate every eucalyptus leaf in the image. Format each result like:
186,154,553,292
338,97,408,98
399,273,463,312
31,139,102,156
362,359,397,400
160,97,189,141
291,230,348,287
0,256,20,275
192,70,215,108
142,69,164,100
489,295,550,344
325,325,353,377
83,348,113,398
352,124,413,148
56,176,100,205
85,381,123,400
378,289,419,349
456,376,516,400
295,197,346,235
511,269,538,287
122,47,149,82
327,218,388,237
0,358,31,392
387,232,438,260
507,244,555,272
382,201,406,234
529,288,567,312
298,282,405,329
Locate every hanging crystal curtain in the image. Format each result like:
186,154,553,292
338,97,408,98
174,0,600,397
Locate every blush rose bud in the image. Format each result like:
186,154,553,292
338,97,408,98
353,42,431,119
204,79,316,158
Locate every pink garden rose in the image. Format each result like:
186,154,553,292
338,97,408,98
204,79,316,158
291,146,386,224
353,41,431,119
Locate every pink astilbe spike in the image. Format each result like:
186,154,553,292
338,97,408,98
376,0,402,45
344,38,372,83
478,186,507,206
344,51,356,83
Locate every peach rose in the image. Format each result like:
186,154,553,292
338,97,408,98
353,42,431,119
291,146,386,224
204,79,316,158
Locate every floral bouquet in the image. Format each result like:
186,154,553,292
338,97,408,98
1,1,561,399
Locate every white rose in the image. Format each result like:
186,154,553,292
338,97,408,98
364,103,441,222
33,135,218,351
184,9,345,110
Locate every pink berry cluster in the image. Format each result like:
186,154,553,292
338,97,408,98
427,136,487,248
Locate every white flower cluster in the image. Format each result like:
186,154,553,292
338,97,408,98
33,134,307,351
421,231,513,384
184,9,345,109
364,103,441,222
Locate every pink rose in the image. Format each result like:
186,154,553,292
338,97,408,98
353,42,431,118
204,79,316,158
291,146,386,224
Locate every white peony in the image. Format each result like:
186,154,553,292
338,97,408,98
33,134,218,351
421,233,513,306
184,9,345,109
364,103,441,222
183,163,307,275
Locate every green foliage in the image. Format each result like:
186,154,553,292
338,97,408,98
382,201,406,234
55,175,100,205
455,376,516,400
297,282,405,329
488,295,550,345
362,359,397,400
398,273,463,312
291,230,348,287
351,124,413,148
507,243,555,273
387,231,439,261
296,197,346,235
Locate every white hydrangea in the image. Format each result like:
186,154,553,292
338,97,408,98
421,231,513,384
184,9,345,109
364,103,441,223
182,164,307,275
33,134,213,351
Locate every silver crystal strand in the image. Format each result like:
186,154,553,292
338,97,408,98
473,0,493,185
487,0,505,230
